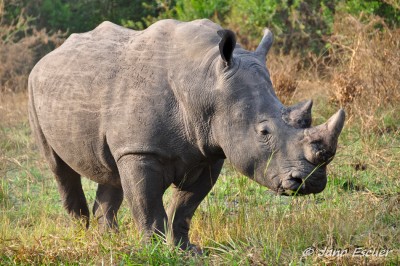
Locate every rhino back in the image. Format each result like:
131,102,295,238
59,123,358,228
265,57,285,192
29,19,222,182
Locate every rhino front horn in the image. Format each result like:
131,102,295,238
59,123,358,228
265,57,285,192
304,109,346,165
255,28,273,64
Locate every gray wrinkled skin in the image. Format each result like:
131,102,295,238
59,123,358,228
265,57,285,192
28,19,345,251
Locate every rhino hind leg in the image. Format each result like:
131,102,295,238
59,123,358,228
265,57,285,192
167,159,224,252
93,183,123,230
50,156,90,227
34,134,90,226
29,90,89,226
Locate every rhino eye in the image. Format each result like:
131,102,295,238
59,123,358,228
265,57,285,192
256,121,270,136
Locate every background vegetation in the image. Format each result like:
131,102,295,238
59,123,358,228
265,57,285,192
1,0,399,265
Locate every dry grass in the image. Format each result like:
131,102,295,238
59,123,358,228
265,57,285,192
266,14,400,136
268,53,302,105
0,29,64,93
0,0,64,93
0,92,27,125
327,14,400,131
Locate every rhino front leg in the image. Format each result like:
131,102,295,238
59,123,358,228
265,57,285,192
93,183,123,230
117,154,169,239
167,160,223,251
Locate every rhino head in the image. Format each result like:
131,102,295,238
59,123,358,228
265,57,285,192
212,29,345,195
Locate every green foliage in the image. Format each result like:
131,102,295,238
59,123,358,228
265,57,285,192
342,0,400,26
214,0,336,53
1,0,34,43
39,0,71,31
174,0,230,22
2,0,161,33
133,0,337,54
2,0,399,53
226,0,280,47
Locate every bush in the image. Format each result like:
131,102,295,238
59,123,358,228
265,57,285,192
145,0,337,54
342,0,399,27
174,0,230,22
226,0,335,54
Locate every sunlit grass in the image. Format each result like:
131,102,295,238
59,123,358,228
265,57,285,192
0,92,399,265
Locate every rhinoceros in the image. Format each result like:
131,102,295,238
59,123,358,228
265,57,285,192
28,19,345,251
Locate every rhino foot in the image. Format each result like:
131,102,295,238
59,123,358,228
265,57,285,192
186,243,203,256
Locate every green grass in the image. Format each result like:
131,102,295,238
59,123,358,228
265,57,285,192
0,93,399,265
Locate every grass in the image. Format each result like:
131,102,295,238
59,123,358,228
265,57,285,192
0,86,399,266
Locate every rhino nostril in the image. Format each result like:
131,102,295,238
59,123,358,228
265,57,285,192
290,170,303,179
292,177,303,184
315,148,334,164
316,149,326,159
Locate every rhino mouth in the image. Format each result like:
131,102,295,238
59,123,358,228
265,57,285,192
276,168,327,196
282,178,305,192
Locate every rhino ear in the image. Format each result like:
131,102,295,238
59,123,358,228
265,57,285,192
217,29,236,66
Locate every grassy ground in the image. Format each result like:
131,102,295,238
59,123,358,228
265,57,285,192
0,89,399,265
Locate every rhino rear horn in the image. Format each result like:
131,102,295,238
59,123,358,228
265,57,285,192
282,99,313,128
218,29,236,66
255,28,274,64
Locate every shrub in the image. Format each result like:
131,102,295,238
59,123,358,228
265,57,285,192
226,0,335,54
342,0,399,27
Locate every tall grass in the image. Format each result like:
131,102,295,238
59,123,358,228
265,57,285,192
328,14,400,132
267,13,400,135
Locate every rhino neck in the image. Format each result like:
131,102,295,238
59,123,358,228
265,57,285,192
169,47,225,160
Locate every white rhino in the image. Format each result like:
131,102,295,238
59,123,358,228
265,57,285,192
28,19,345,251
